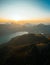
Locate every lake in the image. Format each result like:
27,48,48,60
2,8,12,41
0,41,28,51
0,32,28,44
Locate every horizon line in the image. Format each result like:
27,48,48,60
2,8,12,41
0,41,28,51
0,18,50,24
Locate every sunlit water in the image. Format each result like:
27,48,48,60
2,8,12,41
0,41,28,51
0,32,28,44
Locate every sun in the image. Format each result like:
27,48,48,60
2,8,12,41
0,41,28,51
9,14,22,20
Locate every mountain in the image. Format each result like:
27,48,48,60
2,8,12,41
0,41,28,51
0,23,50,37
0,34,50,65
0,24,22,36
22,23,50,34
5,34,49,45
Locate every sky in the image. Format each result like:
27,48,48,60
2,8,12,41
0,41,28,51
0,0,50,22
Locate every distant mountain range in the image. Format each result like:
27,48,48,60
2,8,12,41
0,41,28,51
0,23,50,37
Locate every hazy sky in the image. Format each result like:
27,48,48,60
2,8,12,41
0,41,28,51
0,0,50,20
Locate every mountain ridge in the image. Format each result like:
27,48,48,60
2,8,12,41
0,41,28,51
0,34,50,65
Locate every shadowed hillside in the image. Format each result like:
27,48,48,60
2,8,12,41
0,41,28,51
0,34,50,65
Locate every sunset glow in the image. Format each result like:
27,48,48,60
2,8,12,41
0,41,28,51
0,0,50,24
0,18,50,24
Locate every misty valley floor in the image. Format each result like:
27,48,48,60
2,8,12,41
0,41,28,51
0,34,50,65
